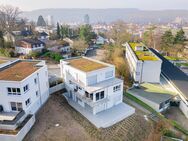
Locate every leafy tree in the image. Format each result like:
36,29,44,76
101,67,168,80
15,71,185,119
161,30,174,48
174,29,186,44
79,25,96,43
57,22,61,39
60,25,69,38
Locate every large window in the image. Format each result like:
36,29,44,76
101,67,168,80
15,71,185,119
10,102,23,111
23,84,29,93
25,98,31,106
113,85,121,92
7,88,21,95
95,91,105,101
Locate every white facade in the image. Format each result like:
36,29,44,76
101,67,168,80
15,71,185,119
0,60,49,115
124,42,162,83
15,44,44,55
60,57,124,115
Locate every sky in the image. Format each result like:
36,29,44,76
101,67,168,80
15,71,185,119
1,0,188,11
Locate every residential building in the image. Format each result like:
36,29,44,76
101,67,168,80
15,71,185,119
124,42,162,84
0,59,49,140
38,32,49,42
60,57,135,128
96,35,106,45
16,38,45,55
48,41,71,59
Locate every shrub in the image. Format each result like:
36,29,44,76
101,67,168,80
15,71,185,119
0,48,15,57
43,51,63,62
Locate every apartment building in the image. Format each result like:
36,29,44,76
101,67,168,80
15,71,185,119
124,42,162,83
0,59,49,140
0,59,49,114
60,57,135,128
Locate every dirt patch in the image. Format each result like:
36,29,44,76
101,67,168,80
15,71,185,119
24,91,153,141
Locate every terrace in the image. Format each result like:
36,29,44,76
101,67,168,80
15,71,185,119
129,42,158,61
128,83,176,105
67,57,108,72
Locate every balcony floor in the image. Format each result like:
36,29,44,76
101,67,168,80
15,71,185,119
64,93,135,128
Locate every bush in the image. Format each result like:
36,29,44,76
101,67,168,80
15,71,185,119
29,51,41,58
0,48,15,57
44,51,63,62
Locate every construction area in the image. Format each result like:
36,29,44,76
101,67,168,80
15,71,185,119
24,90,153,141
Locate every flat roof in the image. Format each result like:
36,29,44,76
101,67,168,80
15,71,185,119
128,42,158,61
150,48,188,100
0,60,7,64
129,83,176,104
0,61,40,81
67,58,108,72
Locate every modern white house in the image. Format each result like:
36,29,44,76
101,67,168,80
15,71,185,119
0,59,49,140
15,38,45,55
60,57,135,128
123,42,162,84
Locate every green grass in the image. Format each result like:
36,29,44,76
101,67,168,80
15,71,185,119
164,56,180,61
176,63,188,67
141,83,176,96
171,120,188,135
129,42,158,61
125,92,156,113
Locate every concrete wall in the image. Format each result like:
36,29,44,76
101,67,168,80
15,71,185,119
49,83,65,94
129,92,160,112
179,101,188,118
142,60,162,83
0,115,35,141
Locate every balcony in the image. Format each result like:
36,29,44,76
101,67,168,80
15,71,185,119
0,110,26,130
75,91,109,107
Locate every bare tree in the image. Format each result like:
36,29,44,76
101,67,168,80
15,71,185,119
106,20,131,46
72,39,88,55
0,5,21,32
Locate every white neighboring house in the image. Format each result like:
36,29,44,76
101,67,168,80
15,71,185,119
123,42,162,84
0,59,49,140
60,57,135,128
0,59,49,114
16,38,45,55
96,35,106,45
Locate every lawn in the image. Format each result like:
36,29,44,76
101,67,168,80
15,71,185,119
141,83,176,96
176,63,188,67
